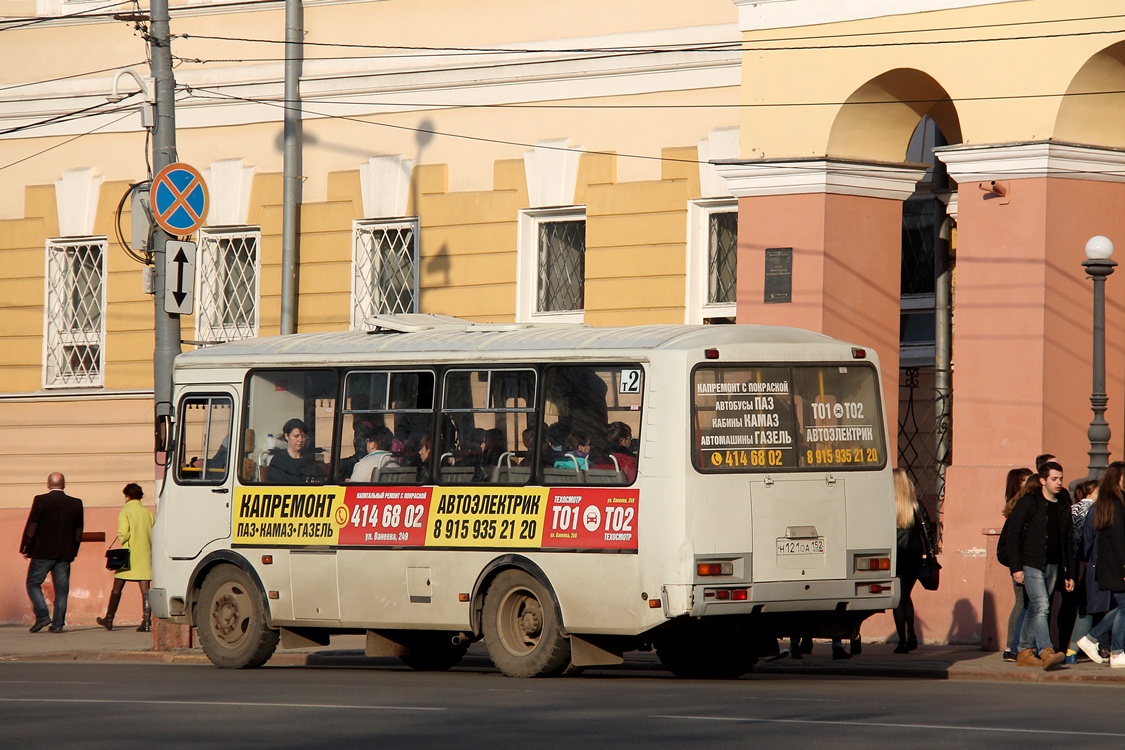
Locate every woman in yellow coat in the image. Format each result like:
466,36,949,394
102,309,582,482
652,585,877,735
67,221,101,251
96,483,155,631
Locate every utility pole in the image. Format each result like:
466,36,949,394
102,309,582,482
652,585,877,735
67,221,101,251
149,0,180,429
280,0,303,335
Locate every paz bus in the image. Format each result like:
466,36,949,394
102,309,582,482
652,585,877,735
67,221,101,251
150,315,897,678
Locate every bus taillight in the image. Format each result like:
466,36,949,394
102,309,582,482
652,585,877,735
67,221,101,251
851,347,867,359
854,556,890,572
697,561,734,576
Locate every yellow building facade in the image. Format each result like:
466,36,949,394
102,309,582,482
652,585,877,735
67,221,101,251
3,0,1125,649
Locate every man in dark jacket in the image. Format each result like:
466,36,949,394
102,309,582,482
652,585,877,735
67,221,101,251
20,473,84,633
1006,460,1074,669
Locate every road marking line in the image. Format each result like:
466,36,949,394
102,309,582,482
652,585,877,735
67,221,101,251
0,698,443,711
652,715,1125,738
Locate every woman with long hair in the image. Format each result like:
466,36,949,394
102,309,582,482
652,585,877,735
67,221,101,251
893,468,929,653
96,483,155,631
1001,467,1034,661
1088,461,1125,667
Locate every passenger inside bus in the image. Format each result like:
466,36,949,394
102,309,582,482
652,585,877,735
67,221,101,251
553,431,591,471
589,421,638,482
266,418,327,484
475,428,509,481
347,426,399,482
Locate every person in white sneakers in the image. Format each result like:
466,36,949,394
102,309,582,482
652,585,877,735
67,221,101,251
1091,461,1125,667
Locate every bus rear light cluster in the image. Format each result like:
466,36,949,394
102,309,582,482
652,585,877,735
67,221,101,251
855,556,890,572
703,588,748,601
867,584,890,594
697,562,734,577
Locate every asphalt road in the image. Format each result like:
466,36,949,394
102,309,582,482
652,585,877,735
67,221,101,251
3,660,1125,749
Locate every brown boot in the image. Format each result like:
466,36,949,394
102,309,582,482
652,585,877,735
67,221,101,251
1039,648,1066,670
1016,648,1042,667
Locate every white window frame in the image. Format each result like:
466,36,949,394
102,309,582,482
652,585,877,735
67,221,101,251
351,218,420,330
516,207,586,324
42,236,106,389
686,199,738,324
194,225,260,344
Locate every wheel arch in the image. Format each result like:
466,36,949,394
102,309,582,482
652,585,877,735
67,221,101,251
469,554,565,638
187,550,272,628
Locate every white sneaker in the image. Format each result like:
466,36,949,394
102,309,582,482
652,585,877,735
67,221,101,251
1077,635,1105,664
1110,652,1125,669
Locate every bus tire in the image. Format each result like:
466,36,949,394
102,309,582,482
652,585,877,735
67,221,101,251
482,569,570,677
399,635,469,671
196,565,279,669
656,632,756,679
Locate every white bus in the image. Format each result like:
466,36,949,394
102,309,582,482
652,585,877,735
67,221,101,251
151,315,897,678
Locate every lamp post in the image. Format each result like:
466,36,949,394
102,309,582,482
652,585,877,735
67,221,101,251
1084,235,1116,480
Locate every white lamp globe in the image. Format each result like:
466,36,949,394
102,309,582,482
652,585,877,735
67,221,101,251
1086,235,1114,260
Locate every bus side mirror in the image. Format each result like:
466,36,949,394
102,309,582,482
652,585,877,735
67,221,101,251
155,413,173,462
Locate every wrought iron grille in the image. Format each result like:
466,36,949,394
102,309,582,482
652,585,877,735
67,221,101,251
197,228,258,344
44,238,105,387
537,219,585,313
708,210,737,304
898,366,949,548
353,221,417,330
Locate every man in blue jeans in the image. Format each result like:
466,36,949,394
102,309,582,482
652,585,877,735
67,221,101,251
20,473,84,633
1005,460,1074,669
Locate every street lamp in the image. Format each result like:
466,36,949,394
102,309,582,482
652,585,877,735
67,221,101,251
1084,235,1116,480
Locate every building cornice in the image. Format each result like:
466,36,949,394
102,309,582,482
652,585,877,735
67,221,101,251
934,141,1125,184
714,158,927,200
732,0,1023,32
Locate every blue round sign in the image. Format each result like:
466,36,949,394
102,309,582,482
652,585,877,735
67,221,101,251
152,163,209,235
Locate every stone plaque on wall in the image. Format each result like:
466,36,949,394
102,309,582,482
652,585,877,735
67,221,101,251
764,247,792,304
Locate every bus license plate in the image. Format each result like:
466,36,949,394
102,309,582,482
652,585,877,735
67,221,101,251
776,537,824,556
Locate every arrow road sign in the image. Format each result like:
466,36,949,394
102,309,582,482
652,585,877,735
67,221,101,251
152,163,209,236
164,240,196,315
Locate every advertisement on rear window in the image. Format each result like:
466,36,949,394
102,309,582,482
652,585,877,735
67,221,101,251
233,486,638,550
692,364,885,473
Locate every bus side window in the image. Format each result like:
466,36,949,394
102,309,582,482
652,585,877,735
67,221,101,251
541,365,642,486
438,369,536,485
339,370,436,484
245,369,338,485
176,395,233,485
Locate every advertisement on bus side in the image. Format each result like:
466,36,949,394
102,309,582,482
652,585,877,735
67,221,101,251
232,485,638,551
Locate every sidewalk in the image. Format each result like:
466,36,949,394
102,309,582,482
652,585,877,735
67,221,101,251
1,626,1122,682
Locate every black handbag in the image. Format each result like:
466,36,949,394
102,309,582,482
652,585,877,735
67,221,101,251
915,505,941,591
105,546,130,572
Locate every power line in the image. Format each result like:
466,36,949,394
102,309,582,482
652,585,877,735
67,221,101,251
0,61,149,96
0,110,136,172
0,0,135,31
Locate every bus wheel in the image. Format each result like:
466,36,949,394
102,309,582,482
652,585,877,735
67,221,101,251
196,565,279,669
482,570,570,677
656,632,756,679
399,635,469,671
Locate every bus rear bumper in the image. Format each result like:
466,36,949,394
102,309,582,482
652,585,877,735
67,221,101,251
687,578,899,618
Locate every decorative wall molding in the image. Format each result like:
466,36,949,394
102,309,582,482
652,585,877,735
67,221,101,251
202,159,256,226
714,158,926,200
698,127,740,199
524,139,582,209
359,155,415,219
54,166,103,237
935,141,1125,184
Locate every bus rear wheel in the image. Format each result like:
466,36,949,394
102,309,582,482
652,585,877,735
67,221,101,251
196,565,279,669
482,570,570,677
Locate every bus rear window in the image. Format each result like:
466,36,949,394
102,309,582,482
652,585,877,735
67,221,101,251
692,364,885,472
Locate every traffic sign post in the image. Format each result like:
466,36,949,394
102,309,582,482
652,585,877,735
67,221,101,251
152,162,209,236
163,240,196,315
